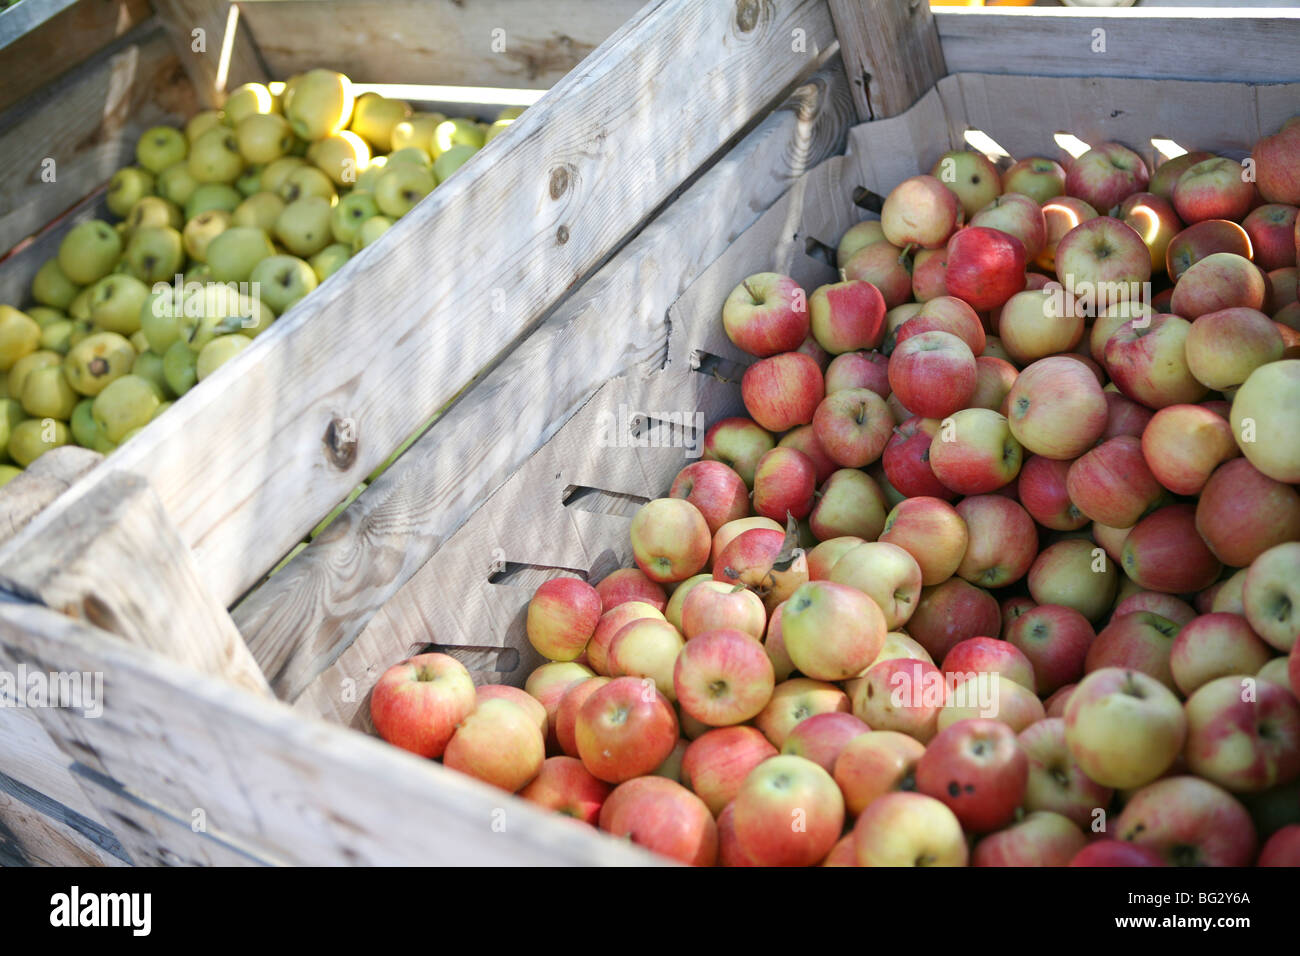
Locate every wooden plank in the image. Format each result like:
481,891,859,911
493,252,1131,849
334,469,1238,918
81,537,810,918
239,0,644,89
0,769,130,866
0,446,102,547
0,601,664,865
0,0,838,611
236,61,855,702
0,0,154,116
934,9,1300,85
0,22,199,259
0,471,271,697
295,124,854,726
151,0,269,106
829,0,946,120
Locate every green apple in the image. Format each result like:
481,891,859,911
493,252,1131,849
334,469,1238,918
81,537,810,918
284,69,353,141
64,330,135,396
0,306,41,372
156,162,199,206
353,155,388,191
136,126,187,173
31,258,81,310
274,196,333,257
106,167,155,219
20,364,77,420
126,195,183,233
484,119,512,144
185,262,213,283
383,148,430,169
58,220,122,285
131,349,170,397
260,156,306,194
352,215,392,253
69,398,101,448
92,374,159,443
162,340,198,396
236,113,294,165
0,464,20,485
88,273,150,335
129,329,149,353
232,191,285,231
0,398,25,453
390,113,444,154
188,127,245,184
39,320,73,355
496,106,525,123
124,226,184,283
277,165,336,203
224,82,278,126
309,243,350,282
184,182,241,221
350,93,411,152
8,417,70,467
433,145,477,185
8,350,59,401
67,317,95,346
432,118,485,158
236,165,264,197
331,191,379,244
374,163,434,217
186,110,225,143
182,209,231,262
308,131,370,186
250,254,317,314
205,226,275,282
25,307,65,328
67,288,93,321
140,288,184,354
197,334,251,380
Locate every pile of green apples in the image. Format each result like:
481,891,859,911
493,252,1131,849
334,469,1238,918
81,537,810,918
0,68,521,484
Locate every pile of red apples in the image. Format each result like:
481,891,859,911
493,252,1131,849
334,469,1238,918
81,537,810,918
370,121,1300,867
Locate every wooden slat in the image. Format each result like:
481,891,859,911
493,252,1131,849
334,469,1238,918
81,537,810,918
0,601,663,865
0,446,102,547
0,0,154,116
934,9,1300,85
830,0,946,120
0,471,271,697
0,0,838,611
0,778,129,867
0,21,199,259
239,0,644,89
235,61,855,701
151,0,268,106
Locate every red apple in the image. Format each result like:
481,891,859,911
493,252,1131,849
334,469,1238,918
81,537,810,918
1066,435,1164,529
851,658,944,743
971,192,1047,259
878,495,969,586
1003,157,1066,205
1007,604,1096,695
1171,252,1268,319
1104,314,1207,409
1054,216,1151,310
880,174,960,249
1115,775,1257,866
755,677,850,749
741,351,824,433
1253,120,1300,205
630,498,711,583
853,790,968,866
911,247,949,301
1118,191,1183,275
1149,150,1215,202
809,279,887,354
1122,504,1223,595
777,424,837,484
906,577,1002,665
1171,156,1254,224
881,415,956,500
595,568,667,614
808,468,888,542
1065,667,1186,789
680,580,766,641
712,526,808,614
519,755,612,824
732,754,845,866
1170,613,1275,697
1100,389,1155,441
1019,717,1113,828
780,580,887,681
1066,142,1149,213
823,349,890,397
1005,355,1108,460
825,540,923,631
477,684,548,739
722,272,809,357
1257,825,1300,866
555,677,612,756
781,711,871,774
946,226,1028,312
893,295,985,356
673,628,774,727
599,775,718,865
1184,674,1300,793
927,407,1024,495
841,240,914,309
942,637,1035,692
1243,203,1299,270
587,602,664,677
1069,841,1166,867
916,717,1028,833
751,446,817,522
811,387,892,468
444,698,546,792
681,726,777,818
970,354,1019,412
369,653,477,759
1113,591,1197,627
1028,538,1119,623
1085,611,1180,691
702,417,775,488
953,494,1037,589
1140,403,1239,495
832,730,925,816
1166,219,1254,281
1017,455,1087,531
973,811,1087,867
1037,196,1099,273
525,661,596,751
887,330,977,419
669,460,750,535
1196,458,1300,568
526,577,602,662
575,676,680,783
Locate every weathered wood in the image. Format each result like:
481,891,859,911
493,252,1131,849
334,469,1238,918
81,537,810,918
0,602,664,865
236,61,855,701
0,470,270,697
0,0,154,116
151,0,269,106
239,0,645,89
830,0,946,121
0,446,102,547
0,0,838,612
934,8,1300,85
0,22,198,259
0,769,130,866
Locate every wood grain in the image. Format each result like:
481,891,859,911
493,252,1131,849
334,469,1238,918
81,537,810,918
831,0,947,120
0,22,198,259
239,0,644,88
0,0,838,612
0,601,664,865
0,446,102,547
237,61,855,702
151,0,269,105
0,470,271,697
0,0,154,116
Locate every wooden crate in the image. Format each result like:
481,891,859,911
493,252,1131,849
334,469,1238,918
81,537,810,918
2,1,1299,865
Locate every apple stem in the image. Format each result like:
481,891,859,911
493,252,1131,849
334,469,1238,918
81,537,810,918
742,280,761,305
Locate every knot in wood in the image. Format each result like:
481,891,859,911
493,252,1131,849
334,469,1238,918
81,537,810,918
735,0,764,33
324,416,359,470
549,166,570,199
556,225,570,244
